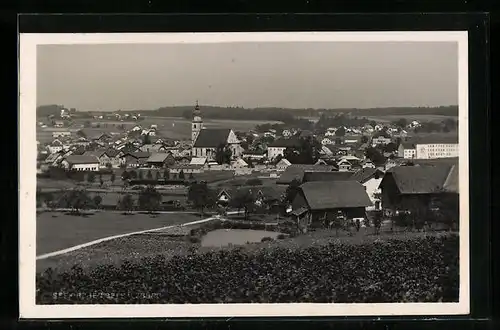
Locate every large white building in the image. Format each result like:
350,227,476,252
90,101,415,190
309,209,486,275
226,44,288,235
61,155,100,171
267,137,302,160
397,135,459,159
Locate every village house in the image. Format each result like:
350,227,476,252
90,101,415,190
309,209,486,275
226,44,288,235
291,181,372,233
282,129,292,138
350,168,384,211
46,139,64,154
121,152,151,168
378,163,458,216
337,159,353,172
61,155,100,172
361,159,376,168
397,142,417,159
371,135,392,147
146,153,175,168
267,137,302,160
321,137,334,146
52,131,72,138
83,149,123,168
275,158,292,171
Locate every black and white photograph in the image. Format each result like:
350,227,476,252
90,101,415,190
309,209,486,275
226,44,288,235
19,32,469,318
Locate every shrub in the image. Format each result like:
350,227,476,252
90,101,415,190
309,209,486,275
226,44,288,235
261,236,274,242
277,234,287,240
188,236,201,244
36,235,459,304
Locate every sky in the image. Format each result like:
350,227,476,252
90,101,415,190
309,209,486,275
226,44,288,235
37,41,459,111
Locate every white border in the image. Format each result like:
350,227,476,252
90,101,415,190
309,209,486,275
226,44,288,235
19,32,469,319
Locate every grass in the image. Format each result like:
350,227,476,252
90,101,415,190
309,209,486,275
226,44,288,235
37,211,456,275
36,211,199,257
201,229,282,247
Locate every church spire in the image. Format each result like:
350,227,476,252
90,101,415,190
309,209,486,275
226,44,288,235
193,100,201,117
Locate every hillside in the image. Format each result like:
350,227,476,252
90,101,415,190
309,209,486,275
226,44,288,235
37,104,458,122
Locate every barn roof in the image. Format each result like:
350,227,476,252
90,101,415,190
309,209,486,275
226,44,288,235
193,129,231,148
350,168,384,184
147,153,170,163
303,171,355,183
276,164,336,185
384,164,455,194
65,155,100,165
299,181,373,210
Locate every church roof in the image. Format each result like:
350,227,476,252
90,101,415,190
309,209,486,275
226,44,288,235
193,129,232,148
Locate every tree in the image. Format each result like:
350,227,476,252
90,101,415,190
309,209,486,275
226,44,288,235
327,211,345,237
121,170,130,181
187,182,216,217
335,126,346,137
215,143,232,165
246,158,254,168
61,189,92,214
138,186,162,213
155,171,161,181
129,170,138,179
119,194,134,214
142,133,152,145
369,120,377,128
105,163,113,170
138,170,144,180
371,210,383,235
365,147,386,166
146,170,153,180
110,173,116,184
361,135,369,144
93,195,103,209
178,170,185,180
383,142,398,153
87,172,96,184
394,118,408,129
283,179,302,205
163,168,170,180
246,178,262,186
99,174,104,187
189,172,195,180
283,136,320,164
229,189,256,221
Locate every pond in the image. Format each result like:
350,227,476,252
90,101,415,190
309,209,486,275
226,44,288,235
201,229,282,248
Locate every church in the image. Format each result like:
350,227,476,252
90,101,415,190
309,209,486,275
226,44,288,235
190,102,243,159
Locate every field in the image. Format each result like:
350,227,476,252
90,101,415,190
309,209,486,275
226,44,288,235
36,211,199,257
36,231,459,304
365,114,458,123
37,116,281,143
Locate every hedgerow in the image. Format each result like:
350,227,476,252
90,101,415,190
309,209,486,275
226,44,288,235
36,234,459,304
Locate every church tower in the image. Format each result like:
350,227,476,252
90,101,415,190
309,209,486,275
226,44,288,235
191,100,203,144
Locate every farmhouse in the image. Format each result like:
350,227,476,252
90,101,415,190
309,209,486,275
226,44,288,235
291,181,372,232
83,149,123,168
267,137,302,160
61,155,100,172
275,158,292,171
52,131,72,138
47,139,64,154
337,159,353,172
146,153,175,168
350,168,384,210
121,152,151,168
378,164,458,215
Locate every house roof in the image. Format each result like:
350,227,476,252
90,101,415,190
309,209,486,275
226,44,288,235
276,158,292,166
193,129,231,148
268,137,302,148
400,142,415,149
190,157,208,165
299,181,373,210
125,152,151,159
350,168,384,184
383,164,455,194
105,148,120,157
147,153,170,163
303,171,355,183
276,164,336,184
65,155,100,165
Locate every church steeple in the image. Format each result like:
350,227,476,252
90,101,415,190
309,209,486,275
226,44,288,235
191,100,203,144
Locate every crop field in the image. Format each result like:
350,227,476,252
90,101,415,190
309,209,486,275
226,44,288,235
36,211,199,257
364,114,458,123
36,232,459,304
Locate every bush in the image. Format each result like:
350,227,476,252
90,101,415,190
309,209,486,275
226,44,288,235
36,235,459,304
277,234,287,240
261,237,274,242
188,236,201,244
